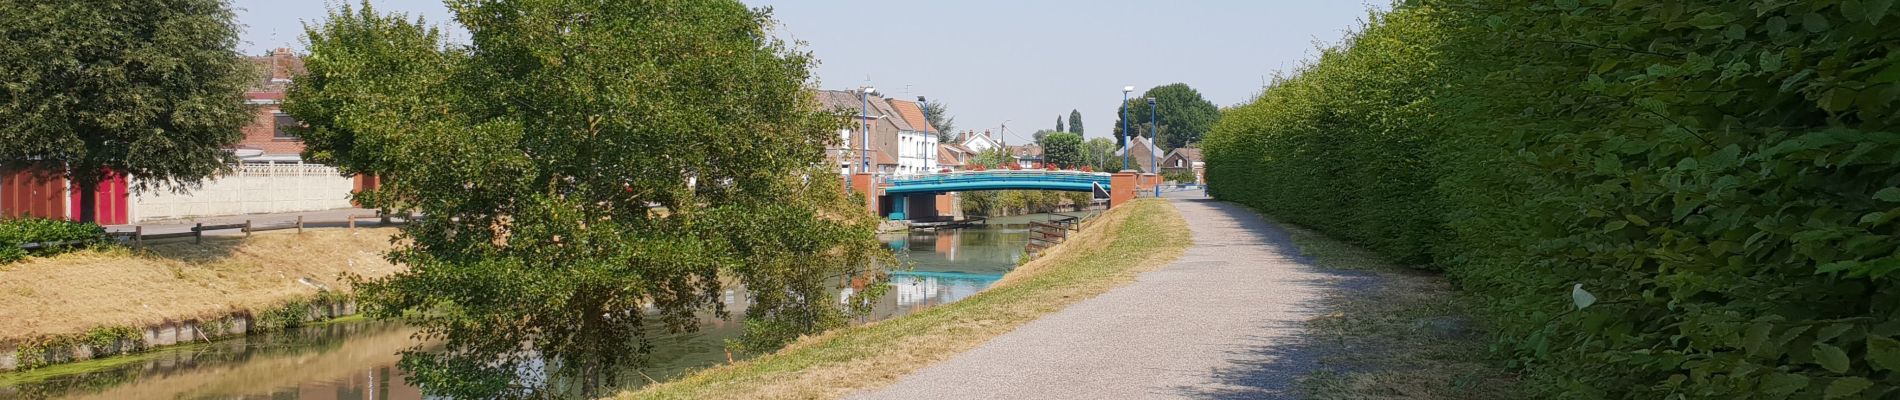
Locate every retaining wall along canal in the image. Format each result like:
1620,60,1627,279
0,297,360,372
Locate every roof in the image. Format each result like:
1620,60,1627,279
936,146,964,166
1115,136,1164,172
886,99,936,134
1164,147,1203,163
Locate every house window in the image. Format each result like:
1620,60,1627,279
272,112,299,140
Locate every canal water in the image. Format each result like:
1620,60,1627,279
1,213,1087,399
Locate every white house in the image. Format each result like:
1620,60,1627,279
887,99,939,175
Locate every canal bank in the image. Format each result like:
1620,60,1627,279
0,212,1081,398
622,199,1189,399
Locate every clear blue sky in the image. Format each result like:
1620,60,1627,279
233,0,1379,144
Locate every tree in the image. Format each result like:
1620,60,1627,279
1056,116,1065,133
1042,132,1083,168
1112,83,1220,150
0,0,254,222
285,2,457,178
1030,129,1058,146
1068,109,1084,134
1083,137,1118,172
922,100,956,142
304,2,891,397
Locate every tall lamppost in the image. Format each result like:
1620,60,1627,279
918,96,932,174
1120,86,1133,171
860,87,876,174
1149,97,1160,198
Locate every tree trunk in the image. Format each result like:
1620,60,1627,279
76,179,98,223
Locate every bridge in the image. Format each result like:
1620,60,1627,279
847,170,1156,221
884,170,1112,195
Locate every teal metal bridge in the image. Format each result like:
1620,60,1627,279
884,170,1112,195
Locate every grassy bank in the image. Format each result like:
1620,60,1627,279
0,228,401,342
621,199,1189,399
1274,221,1519,399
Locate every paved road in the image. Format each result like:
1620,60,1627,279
855,193,1338,400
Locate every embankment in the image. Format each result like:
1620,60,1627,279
0,228,401,372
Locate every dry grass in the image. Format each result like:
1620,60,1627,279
0,228,403,341
619,199,1190,400
1274,222,1522,400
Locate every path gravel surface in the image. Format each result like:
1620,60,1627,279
855,194,1343,399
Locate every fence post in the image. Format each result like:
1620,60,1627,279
134,226,144,250
194,223,203,244
348,216,356,231
244,220,252,237
296,216,304,234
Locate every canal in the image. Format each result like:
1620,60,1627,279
1,213,1087,399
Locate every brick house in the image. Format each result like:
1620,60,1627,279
238,48,308,163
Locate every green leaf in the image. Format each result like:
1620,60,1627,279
1763,372,1811,396
1867,0,1895,25
1869,336,1900,371
1814,343,1851,373
1874,187,1900,202
1873,62,1900,83
1805,12,1833,32
1825,377,1873,399
1571,283,1597,309
1625,214,1651,227
1746,322,1774,356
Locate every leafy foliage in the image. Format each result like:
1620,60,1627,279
0,0,255,221
1113,83,1221,150
1042,132,1084,168
0,218,107,263
291,1,891,397
1069,109,1085,134
1203,1,1900,397
284,1,458,177
923,100,957,142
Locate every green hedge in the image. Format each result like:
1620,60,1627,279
0,218,108,263
1204,1,1900,398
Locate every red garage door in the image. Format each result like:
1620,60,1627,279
68,171,130,225
2,167,68,220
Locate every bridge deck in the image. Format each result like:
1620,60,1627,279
884,171,1112,194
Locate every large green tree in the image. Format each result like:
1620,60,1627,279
0,0,254,222
1112,83,1219,150
298,1,890,396
1041,132,1083,168
1083,137,1118,172
922,100,956,142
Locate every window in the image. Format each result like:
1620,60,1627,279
272,112,299,139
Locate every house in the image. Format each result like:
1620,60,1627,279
1160,147,1205,184
885,99,939,175
1008,144,1044,169
1113,136,1164,173
956,130,1003,154
936,143,974,171
238,48,308,163
815,89,904,175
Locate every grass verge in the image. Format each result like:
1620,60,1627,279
1273,222,1521,400
620,199,1189,399
0,228,401,341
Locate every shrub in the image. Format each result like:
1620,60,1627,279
1204,1,1900,397
0,218,108,263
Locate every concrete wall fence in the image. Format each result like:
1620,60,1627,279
132,164,355,223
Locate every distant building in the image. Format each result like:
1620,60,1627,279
1008,144,1044,169
1115,136,1164,173
1160,147,1205,183
238,48,308,163
956,130,1003,154
885,99,939,175
815,89,903,175
936,143,974,171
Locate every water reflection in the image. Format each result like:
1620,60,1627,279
4,217,1075,399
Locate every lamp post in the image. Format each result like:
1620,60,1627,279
919,96,932,174
1149,97,1160,198
1120,86,1133,171
860,87,876,174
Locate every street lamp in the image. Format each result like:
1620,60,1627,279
1149,97,1160,198
1120,86,1133,171
860,87,876,174
919,96,932,174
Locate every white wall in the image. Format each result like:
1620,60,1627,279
131,164,355,222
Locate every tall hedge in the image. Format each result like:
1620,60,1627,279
1204,1,1900,398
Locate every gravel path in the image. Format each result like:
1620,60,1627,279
854,195,1341,399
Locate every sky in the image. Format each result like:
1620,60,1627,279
233,0,1379,144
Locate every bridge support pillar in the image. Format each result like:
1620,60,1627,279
890,195,908,220
851,173,879,217
1110,170,1137,209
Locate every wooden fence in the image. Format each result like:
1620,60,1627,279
16,213,412,252
1024,214,1085,258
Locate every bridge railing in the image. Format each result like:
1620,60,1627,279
884,170,1112,187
